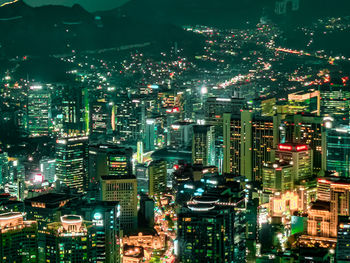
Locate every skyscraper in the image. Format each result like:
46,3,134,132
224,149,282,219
327,126,350,177
148,160,167,196
275,143,313,183
283,113,326,174
44,215,97,262
27,85,51,137
192,125,215,166
63,200,122,263
0,212,38,263
223,111,275,182
55,136,89,192
101,176,137,231
178,198,237,262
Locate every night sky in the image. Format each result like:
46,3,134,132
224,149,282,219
0,0,130,12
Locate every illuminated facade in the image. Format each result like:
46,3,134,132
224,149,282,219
44,215,97,262
0,212,38,263
59,85,88,135
169,121,193,149
320,85,350,125
327,126,350,177
269,191,302,218
55,136,89,192
205,97,245,136
101,176,137,230
283,113,326,173
223,111,275,181
336,216,350,262
288,90,320,115
192,125,215,166
148,160,167,196
27,85,51,137
64,200,121,263
276,143,313,183
262,162,293,193
89,144,133,186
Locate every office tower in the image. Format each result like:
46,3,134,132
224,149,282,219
288,90,320,115
135,164,148,194
90,144,136,230
144,118,156,151
327,126,350,177
205,97,245,136
25,193,78,230
192,125,215,166
89,144,133,185
276,143,313,182
148,160,167,196
44,215,97,262
169,122,194,149
56,136,89,192
178,199,236,263
39,157,56,182
283,113,326,174
336,216,350,262
139,194,154,227
223,111,275,182
60,85,88,135
90,99,109,137
262,162,293,193
27,85,51,137
320,84,350,125
114,95,143,143
0,149,9,185
0,212,38,263
63,200,121,263
101,176,137,231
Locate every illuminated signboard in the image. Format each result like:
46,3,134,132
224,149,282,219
93,212,103,226
278,144,293,151
296,145,308,151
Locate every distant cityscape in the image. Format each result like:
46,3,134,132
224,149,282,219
0,0,349,262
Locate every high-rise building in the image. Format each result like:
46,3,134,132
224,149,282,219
27,85,51,137
327,126,350,177
336,216,350,262
223,111,275,181
135,164,148,194
205,97,245,136
89,144,133,185
178,198,237,263
320,84,350,125
39,157,56,183
55,136,89,192
0,212,38,263
288,90,320,115
275,143,313,183
90,100,109,137
262,162,293,193
283,113,326,174
60,85,88,135
101,176,137,231
144,118,156,151
192,125,215,166
148,160,167,196
169,121,194,149
63,200,121,263
25,193,78,230
114,95,143,143
44,215,97,262
0,149,9,185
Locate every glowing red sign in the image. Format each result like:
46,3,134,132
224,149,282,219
278,144,292,151
296,145,308,151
